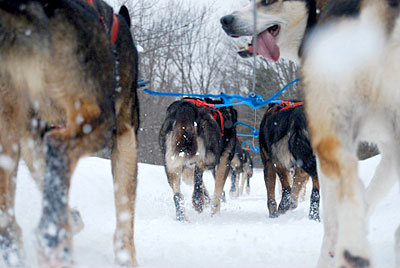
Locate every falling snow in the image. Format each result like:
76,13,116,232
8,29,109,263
0,154,14,170
9,155,400,267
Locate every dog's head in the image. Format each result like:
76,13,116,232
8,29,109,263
220,0,311,63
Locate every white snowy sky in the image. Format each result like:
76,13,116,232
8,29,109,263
107,0,246,13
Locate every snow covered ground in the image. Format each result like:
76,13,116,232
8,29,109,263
13,155,399,268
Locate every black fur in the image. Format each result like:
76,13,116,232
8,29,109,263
229,139,254,197
160,98,237,220
260,102,316,176
320,0,361,21
119,5,131,28
159,100,221,164
259,101,319,220
0,0,139,265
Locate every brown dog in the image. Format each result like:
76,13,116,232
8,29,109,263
0,0,139,267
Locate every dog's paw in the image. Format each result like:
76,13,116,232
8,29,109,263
0,241,24,268
0,224,24,267
192,192,204,213
211,200,221,215
267,199,278,218
115,250,138,268
229,190,239,199
268,211,279,218
340,250,370,268
176,215,189,222
308,210,320,222
35,224,73,268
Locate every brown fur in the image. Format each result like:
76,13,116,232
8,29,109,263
0,0,139,267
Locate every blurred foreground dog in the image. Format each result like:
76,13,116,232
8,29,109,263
221,0,400,266
159,98,237,221
0,0,139,266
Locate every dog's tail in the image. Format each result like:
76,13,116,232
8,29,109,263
173,103,198,156
289,109,317,177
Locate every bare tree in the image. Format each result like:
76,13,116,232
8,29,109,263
110,0,378,165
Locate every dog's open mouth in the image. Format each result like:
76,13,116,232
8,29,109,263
237,24,280,62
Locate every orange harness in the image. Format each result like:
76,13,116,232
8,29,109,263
85,0,119,44
184,99,224,137
267,100,304,114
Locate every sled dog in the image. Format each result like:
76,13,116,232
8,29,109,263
159,98,237,220
259,101,319,221
221,0,400,266
0,0,139,266
229,140,253,198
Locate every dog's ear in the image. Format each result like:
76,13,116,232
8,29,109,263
119,5,131,28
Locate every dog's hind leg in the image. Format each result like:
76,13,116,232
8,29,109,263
21,133,84,235
246,173,251,195
309,176,320,221
111,124,138,267
192,166,205,213
203,184,211,205
166,169,186,221
276,164,292,215
289,168,309,210
213,169,226,203
229,168,240,199
0,143,23,267
264,161,278,218
211,152,231,214
396,224,400,268
316,172,338,268
239,171,246,196
315,136,370,268
365,143,398,218
0,99,24,267
36,100,114,267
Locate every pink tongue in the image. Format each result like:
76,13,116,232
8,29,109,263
250,31,280,62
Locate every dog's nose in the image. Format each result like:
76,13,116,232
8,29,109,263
220,15,235,27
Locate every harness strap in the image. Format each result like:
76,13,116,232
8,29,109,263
110,14,119,44
267,100,304,114
84,0,119,45
184,99,224,137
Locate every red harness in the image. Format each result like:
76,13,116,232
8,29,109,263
85,0,119,44
184,99,224,137
267,100,304,114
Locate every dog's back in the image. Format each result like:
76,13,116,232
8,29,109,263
160,100,222,170
260,102,316,175
172,101,198,156
259,101,319,220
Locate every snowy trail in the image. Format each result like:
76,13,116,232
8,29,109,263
14,155,399,267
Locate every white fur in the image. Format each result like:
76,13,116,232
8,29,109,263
226,0,308,63
303,2,400,266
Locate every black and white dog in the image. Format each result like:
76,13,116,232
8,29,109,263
221,0,400,267
259,101,319,221
229,140,254,198
159,98,238,221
